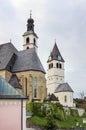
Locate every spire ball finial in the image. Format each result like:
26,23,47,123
30,10,32,18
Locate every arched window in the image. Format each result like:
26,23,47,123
59,63,62,69
64,95,67,102
56,63,58,68
33,77,37,98
51,63,53,68
49,63,53,69
26,37,29,44
33,38,36,45
25,78,27,96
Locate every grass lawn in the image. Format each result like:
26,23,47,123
28,116,86,128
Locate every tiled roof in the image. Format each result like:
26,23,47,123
0,76,27,99
23,31,38,38
0,42,18,70
12,48,46,73
9,74,22,89
47,43,64,62
0,43,45,73
55,82,73,93
48,93,58,101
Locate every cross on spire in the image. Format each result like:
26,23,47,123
30,10,32,18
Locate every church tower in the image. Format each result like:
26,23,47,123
47,42,65,94
23,12,38,50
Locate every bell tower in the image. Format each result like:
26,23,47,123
23,11,38,50
47,42,65,94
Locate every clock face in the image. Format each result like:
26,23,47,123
58,56,61,60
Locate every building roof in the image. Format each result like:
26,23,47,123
54,82,73,93
9,74,22,89
0,76,27,99
0,42,18,70
0,43,45,74
48,93,58,101
12,48,46,73
47,43,64,62
23,31,38,38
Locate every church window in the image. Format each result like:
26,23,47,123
25,78,27,96
49,63,53,69
33,77,37,98
51,63,53,68
26,37,29,43
56,63,58,68
59,63,62,68
64,95,67,102
33,38,36,45
56,63,62,69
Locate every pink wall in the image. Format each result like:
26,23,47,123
0,100,22,130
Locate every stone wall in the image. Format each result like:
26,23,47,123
0,70,12,81
16,70,47,101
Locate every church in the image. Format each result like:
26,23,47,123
0,14,47,102
47,42,74,107
0,13,74,107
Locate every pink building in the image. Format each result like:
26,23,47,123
0,77,27,130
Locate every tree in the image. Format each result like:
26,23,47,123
78,91,85,99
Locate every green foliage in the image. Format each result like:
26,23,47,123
26,102,42,116
45,114,56,130
55,108,66,121
70,108,79,117
26,102,34,112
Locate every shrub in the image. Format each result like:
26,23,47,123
70,108,79,117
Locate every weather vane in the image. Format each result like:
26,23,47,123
30,10,32,18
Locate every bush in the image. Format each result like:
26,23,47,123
70,108,79,117
54,107,66,121
26,102,42,116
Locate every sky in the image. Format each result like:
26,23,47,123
0,0,86,98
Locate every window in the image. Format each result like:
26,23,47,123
56,63,62,69
26,37,29,43
33,38,36,45
64,95,67,102
56,63,58,68
33,77,37,98
59,63,62,68
49,63,53,69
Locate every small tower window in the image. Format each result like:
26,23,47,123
34,77,37,98
59,63,62,69
64,95,67,102
51,63,53,68
49,63,53,69
56,63,62,69
56,63,58,68
26,37,29,44
33,38,36,45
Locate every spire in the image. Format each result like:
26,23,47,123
47,42,64,62
27,11,34,32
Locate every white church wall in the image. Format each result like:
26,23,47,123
55,91,74,107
